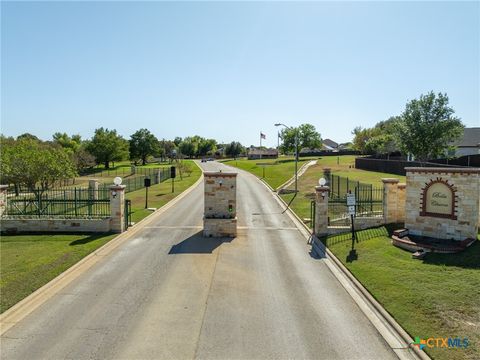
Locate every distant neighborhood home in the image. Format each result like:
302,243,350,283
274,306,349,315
247,147,278,160
450,127,480,156
322,138,338,151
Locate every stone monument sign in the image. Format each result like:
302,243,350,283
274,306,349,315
405,167,480,240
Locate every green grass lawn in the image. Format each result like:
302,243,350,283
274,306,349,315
125,161,202,223
280,155,406,225
0,233,117,313
0,161,202,314
223,156,316,189
325,226,480,360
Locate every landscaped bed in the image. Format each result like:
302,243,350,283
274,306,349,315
324,225,479,360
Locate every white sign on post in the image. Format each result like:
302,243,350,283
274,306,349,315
348,205,356,215
346,194,356,206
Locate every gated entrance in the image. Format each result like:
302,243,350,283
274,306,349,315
327,176,384,227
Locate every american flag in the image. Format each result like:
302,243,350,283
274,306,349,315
260,132,266,139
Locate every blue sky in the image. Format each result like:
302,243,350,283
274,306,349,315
2,1,479,146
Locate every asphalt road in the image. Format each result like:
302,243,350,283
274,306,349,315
1,161,398,360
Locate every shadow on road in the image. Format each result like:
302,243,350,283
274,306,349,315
168,231,234,254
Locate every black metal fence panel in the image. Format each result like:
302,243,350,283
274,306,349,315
327,174,383,226
4,188,110,218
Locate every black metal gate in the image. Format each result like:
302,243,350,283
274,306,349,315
328,185,383,226
124,199,132,229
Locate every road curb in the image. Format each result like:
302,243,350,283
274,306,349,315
244,169,430,360
0,169,204,336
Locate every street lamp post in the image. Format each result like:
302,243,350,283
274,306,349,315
275,123,298,193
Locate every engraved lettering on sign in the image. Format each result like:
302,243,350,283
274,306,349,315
424,182,453,216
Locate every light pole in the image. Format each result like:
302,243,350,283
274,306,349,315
275,123,298,193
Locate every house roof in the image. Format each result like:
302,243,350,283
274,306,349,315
452,127,480,147
322,139,338,149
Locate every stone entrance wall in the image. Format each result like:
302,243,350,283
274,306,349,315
203,172,237,237
405,167,480,240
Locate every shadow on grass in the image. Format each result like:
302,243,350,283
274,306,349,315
69,233,113,246
422,240,480,269
168,231,234,254
321,224,399,248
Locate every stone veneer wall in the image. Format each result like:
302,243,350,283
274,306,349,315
0,218,111,233
405,167,480,240
204,172,237,237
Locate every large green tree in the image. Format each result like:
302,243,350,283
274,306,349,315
1,137,77,190
279,123,322,154
52,132,82,153
394,92,464,162
197,138,217,156
86,128,129,168
352,117,400,155
129,129,159,165
178,138,197,158
225,141,244,158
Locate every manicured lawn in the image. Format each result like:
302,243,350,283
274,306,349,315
0,161,202,314
0,233,117,313
126,161,202,223
325,226,480,360
280,155,406,225
223,156,316,189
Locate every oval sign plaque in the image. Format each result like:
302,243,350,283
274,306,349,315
420,179,456,219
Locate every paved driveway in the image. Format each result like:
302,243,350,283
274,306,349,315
1,161,398,359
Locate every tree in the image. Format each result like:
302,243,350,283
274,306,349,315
178,138,197,158
86,128,129,168
225,141,244,158
1,138,76,190
280,123,322,153
197,138,217,156
17,133,40,141
352,117,401,155
52,132,82,153
394,92,464,162
73,147,96,171
129,129,159,165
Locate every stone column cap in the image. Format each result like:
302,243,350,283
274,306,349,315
323,167,331,171
382,178,400,184
0,185,8,189
315,185,330,192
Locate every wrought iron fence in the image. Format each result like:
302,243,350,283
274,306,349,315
4,188,110,218
327,174,384,226
98,168,171,193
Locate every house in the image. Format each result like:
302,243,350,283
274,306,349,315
451,127,480,157
247,147,278,160
322,138,339,151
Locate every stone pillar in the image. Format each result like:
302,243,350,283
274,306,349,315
397,183,406,223
314,185,329,237
0,185,8,217
322,168,331,186
88,179,99,200
109,185,126,233
155,169,162,184
382,178,400,224
203,172,237,237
